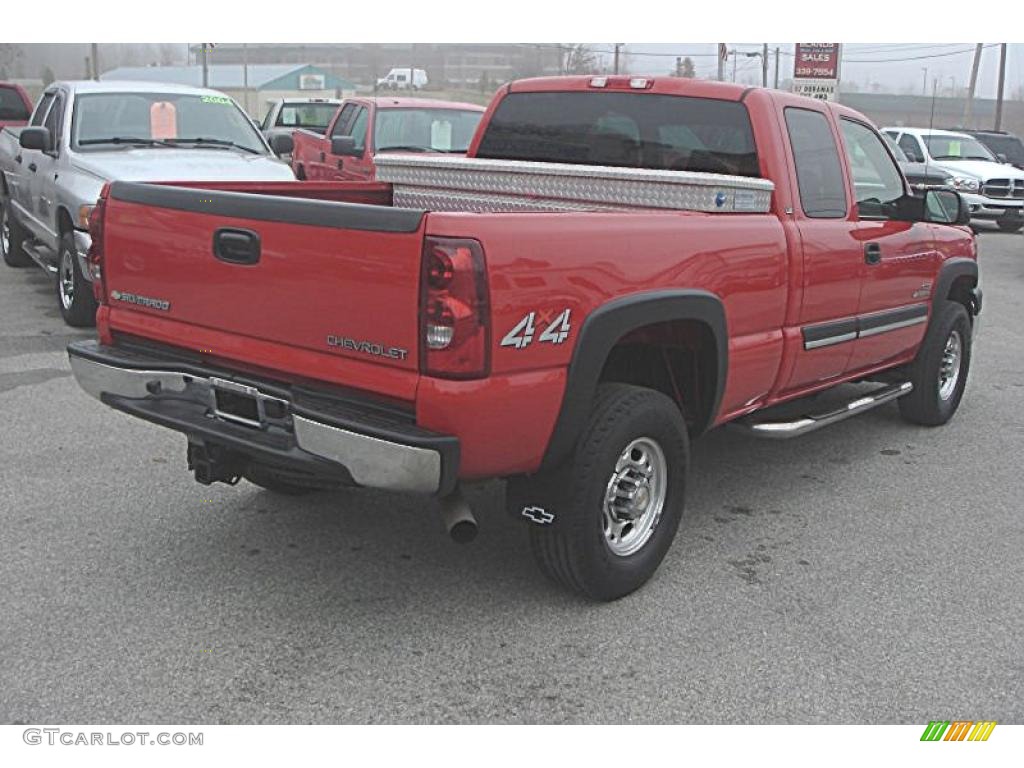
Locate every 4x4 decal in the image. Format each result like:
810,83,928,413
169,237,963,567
501,309,571,350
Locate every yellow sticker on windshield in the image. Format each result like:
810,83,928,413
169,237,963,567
948,140,962,156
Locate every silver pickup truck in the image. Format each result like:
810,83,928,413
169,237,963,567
0,80,295,326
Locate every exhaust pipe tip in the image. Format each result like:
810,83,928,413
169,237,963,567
439,489,477,543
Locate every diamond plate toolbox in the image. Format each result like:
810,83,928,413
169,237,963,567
374,154,774,214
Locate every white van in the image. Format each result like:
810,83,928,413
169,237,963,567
377,68,428,91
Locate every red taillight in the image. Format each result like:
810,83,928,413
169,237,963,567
421,237,489,379
87,187,109,304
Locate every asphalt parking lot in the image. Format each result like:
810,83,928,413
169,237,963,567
1,227,1021,725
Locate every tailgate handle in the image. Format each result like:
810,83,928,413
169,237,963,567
213,228,261,265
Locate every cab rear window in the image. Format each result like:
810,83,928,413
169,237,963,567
0,86,31,121
476,91,760,177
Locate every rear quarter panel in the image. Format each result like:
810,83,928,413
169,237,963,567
420,210,789,477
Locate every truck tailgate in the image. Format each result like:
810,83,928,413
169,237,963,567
101,182,425,383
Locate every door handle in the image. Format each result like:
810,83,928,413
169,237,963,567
337,158,344,170
319,151,325,162
28,162,37,173
15,154,22,164
864,242,882,265
213,228,261,265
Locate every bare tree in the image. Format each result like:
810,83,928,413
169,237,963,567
0,44,23,80
679,57,696,78
562,44,598,75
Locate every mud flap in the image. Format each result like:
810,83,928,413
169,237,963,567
505,468,571,530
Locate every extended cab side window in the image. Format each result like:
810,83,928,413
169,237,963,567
330,104,357,138
29,93,55,127
898,133,925,163
840,119,906,220
784,107,847,218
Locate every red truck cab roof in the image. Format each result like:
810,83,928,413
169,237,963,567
0,82,34,129
356,97,484,112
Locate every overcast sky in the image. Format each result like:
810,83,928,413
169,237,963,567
620,43,1023,98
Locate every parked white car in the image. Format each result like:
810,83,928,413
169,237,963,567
376,68,428,91
882,127,1024,232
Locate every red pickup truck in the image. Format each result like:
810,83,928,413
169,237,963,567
281,96,484,181
68,76,980,601
0,82,33,130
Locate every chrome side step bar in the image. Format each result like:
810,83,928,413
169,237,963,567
23,240,56,273
731,381,913,439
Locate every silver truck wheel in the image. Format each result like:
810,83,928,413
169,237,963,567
1,199,32,268
56,232,98,327
899,300,971,426
602,437,668,557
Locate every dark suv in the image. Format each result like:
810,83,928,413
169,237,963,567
956,129,1024,171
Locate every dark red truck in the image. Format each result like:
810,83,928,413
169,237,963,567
68,76,980,600
281,96,484,181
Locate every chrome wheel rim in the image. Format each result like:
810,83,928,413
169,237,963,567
0,207,9,257
938,330,962,401
59,248,75,310
602,437,667,557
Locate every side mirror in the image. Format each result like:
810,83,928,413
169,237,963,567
996,152,1008,164
331,135,359,156
924,188,971,226
19,126,53,153
270,133,294,156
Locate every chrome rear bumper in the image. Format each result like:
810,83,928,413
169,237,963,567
67,341,457,495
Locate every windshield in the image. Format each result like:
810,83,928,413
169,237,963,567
275,103,337,130
975,134,1024,163
374,108,482,153
883,133,909,163
476,92,760,176
924,135,995,162
0,86,31,121
72,92,267,153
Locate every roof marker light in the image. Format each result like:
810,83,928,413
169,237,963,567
629,78,649,89
590,77,608,88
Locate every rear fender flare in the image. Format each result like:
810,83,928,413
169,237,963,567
540,289,728,471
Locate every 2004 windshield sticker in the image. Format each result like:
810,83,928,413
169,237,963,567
201,95,233,105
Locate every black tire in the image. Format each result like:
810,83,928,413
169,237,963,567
1,198,32,267
996,215,1023,233
57,231,98,327
243,466,317,496
898,300,972,426
528,384,689,601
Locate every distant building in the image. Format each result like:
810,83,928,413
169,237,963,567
188,44,564,88
99,63,356,119
839,93,1024,138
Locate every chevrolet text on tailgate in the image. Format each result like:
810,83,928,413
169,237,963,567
68,76,981,601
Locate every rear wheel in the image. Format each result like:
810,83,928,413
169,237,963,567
57,231,98,327
528,384,689,601
1,198,32,267
898,300,972,426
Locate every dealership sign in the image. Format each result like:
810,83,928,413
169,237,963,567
792,43,841,102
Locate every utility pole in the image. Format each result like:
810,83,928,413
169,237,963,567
963,43,983,127
201,44,209,88
90,43,99,80
994,43,1007,130
613,44,622,75
242,43,249,115
717,43,726,81
774,47,780,89
732,50,737,83
762,43,769,87
921,67,928,96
